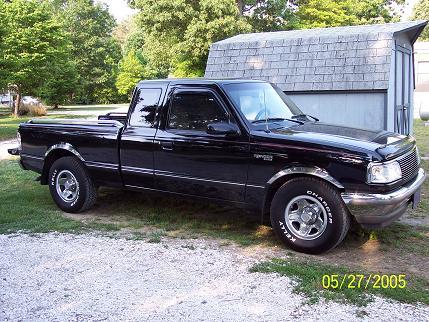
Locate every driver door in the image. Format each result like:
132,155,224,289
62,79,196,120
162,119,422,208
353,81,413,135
154,88,250,202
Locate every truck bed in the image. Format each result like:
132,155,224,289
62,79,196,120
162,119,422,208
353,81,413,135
19,118,124,187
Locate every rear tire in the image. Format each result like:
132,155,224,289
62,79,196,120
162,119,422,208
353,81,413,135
48,156,97,213
270,177,350,254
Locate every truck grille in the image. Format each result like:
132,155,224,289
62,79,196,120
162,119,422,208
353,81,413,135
397,149,419,184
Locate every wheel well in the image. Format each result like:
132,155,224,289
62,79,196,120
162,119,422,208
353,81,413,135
41,149,77,184
261,174,344,224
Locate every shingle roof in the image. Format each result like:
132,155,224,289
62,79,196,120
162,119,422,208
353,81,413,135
205,21,427,91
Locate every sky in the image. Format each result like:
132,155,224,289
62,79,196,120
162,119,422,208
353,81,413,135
403,0,418,20
99,0,419,23
98,0,137,22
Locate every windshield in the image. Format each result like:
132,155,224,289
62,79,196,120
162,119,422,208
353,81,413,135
223,82,303,123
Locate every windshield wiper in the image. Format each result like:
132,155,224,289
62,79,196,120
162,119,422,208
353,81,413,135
252,118,304,125
291,114,319,122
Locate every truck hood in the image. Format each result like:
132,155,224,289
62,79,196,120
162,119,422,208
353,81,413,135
267,122,415,160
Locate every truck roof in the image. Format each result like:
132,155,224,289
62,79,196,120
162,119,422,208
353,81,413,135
136,78,266,86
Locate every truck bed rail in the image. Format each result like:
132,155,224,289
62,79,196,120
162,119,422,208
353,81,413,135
98,112,128,124
27,118,124,128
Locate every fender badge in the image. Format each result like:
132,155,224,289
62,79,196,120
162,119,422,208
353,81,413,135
253,154,273,161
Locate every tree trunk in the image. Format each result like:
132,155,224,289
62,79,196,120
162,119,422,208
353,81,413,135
14,88,21,116
236,0,244,15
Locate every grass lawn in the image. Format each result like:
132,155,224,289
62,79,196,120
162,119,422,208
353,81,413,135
0,116,30,140
0,158,271,244
409,120,429,219
0,160,119,234
0,118,428,306
50,104,127,112
250,258,429,306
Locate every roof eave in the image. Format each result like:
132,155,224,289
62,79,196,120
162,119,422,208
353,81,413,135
393,20,428,45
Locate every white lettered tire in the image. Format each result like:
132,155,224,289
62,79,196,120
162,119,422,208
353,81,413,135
270,177,350,254
48,156,97,213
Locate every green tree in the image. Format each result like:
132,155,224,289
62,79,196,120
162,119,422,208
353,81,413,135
2,0,74,115
181,0,251,72
129,0,403,78
115,16,164,96
53,0,123,103
239,0,404,31
113,16,137,51
412,0,429,40
349,0,404,24
133,0,251,76
294,0,359,28
294,0,403,28
116,50,157,96
0,1,8,91
239,0,298,32
123,28,146,56
37,61,78,108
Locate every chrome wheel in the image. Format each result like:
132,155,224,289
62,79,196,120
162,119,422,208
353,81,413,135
285,195,328,240
56,170,79,202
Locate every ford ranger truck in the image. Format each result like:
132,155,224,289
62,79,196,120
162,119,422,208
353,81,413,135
8,79,426,254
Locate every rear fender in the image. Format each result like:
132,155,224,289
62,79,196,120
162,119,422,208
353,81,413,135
41,143,84,184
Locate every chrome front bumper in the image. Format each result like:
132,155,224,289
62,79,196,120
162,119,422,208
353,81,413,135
341,168,426,228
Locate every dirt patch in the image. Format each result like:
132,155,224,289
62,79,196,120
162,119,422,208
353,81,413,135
211,236,429,280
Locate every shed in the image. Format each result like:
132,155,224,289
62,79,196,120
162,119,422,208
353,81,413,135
205,21,427,134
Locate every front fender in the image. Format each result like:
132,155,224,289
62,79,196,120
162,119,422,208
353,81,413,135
261,166,344,223
267,166,344,189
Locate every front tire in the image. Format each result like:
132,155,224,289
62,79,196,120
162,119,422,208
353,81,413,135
48,156,97,213
270,177,350,254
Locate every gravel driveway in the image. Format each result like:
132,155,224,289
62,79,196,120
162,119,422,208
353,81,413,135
0,233,427,321
0,139,17,160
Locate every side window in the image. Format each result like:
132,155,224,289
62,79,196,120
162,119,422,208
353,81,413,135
168,92,228,132
129,88,162,127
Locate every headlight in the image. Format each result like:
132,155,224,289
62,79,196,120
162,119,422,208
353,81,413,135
367,161,402,184
16,132,21,150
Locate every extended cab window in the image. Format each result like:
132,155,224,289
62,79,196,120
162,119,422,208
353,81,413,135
129,88,162,127
168,92,228,132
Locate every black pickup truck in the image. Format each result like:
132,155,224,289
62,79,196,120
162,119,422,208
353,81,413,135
9,79,426,254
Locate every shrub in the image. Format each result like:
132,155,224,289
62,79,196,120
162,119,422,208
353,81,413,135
18,103,47,116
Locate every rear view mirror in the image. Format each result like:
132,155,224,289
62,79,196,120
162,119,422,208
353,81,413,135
206,122,240,137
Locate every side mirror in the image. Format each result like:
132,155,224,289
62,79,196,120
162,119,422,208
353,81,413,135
206,122,240,137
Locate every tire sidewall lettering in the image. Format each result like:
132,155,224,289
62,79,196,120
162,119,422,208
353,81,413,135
278,220,297,243
50,169,58,187
271,178,349,254
306,190,333,224
277,189,334,243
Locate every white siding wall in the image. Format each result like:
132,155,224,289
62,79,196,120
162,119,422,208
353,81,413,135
288,92,386,131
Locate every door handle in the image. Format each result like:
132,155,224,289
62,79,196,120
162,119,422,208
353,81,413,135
160,141,173,151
